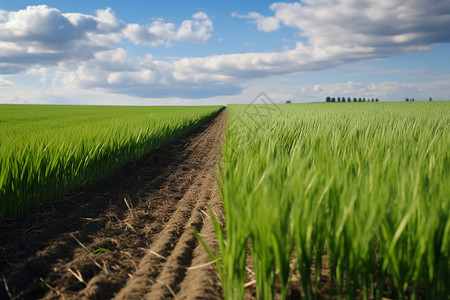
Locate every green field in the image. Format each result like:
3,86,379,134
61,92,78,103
0,104,222,219
2,102,449,299
210,102,450,299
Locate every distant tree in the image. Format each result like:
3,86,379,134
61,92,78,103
338,97,341,102
411,98,415,102
371,98,375,102
353,97,357,102
332,97,336,102
342,96,346,103
363,98,366,102
286,100,292,104
376,98,379,102
326,96,331,102
405,98,409,102
429,97,432,101
347,97,351,102
358,98,362,102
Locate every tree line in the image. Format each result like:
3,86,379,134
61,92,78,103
326,97,379,102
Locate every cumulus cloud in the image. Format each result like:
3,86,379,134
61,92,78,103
296,80,445,102
169,0,450,98
49,48,240,98
0,5,213,73
241,76,450,104
123,12,212,47
0,77,13,87
0,5,125,73
232,12,280,32
2,2,450,100
245,0,450,53
48,43,331,98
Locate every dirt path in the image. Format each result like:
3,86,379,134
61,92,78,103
0,109,226,300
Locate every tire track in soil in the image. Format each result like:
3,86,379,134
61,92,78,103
0,109,226,300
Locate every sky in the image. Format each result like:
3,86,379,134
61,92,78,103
1,0,450,105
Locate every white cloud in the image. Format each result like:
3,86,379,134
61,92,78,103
291,80,448,102
46,48,240,98
124,12,212,47
0,6,213,74
44,39,448,99
0,76,13,87
2,2,450,100
232,12,280,32
262,0,450,51
0,6,124,73
2,72,449,105
233,74,450,104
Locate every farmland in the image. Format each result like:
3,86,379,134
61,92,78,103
0,104,222,219
213,102,450,299
1,102,449,299
0,106,226,299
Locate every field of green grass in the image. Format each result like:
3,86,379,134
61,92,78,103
210,102,450,299
0,104,222,219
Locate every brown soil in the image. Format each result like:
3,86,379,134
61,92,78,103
0,109,226,300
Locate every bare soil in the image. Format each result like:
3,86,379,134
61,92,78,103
0,109,226,300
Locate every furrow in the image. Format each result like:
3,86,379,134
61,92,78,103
142,177,213,299
113,174,207,299
175,177,224,300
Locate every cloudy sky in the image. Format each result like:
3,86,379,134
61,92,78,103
1,0,450,105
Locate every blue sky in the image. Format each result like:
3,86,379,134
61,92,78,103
1,0,450,105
